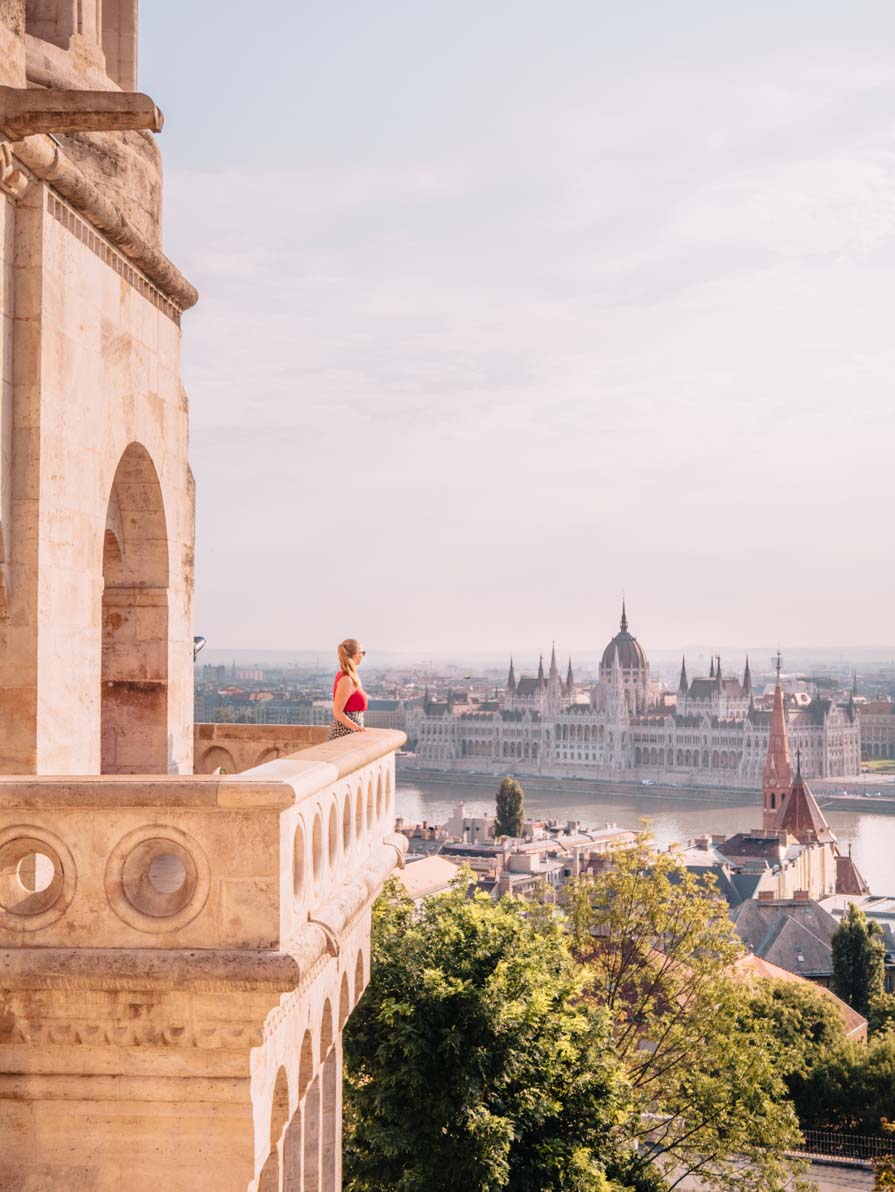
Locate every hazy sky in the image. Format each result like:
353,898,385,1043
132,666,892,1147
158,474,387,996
141,2,895,657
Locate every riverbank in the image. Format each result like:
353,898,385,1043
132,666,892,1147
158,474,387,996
396,765,895,815
399,765,760,806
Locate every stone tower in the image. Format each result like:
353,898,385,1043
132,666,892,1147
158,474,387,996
0,0,197,775
762,653,793,831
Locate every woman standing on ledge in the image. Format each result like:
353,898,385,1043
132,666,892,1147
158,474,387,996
327,638,368,739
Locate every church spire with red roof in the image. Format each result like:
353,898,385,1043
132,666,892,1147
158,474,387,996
762,651,793,832
776,748,836,845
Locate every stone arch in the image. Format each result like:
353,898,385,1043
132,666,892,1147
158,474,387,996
298,1029,314,1099
101,443,169,774
196,745,237,775
339,971,350,1029
255,747,280,766
320,998,334,1058
268,1066,290,1154
354,949,366,1005
258,1065,289,1191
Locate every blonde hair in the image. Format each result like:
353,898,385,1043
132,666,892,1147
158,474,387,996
338,638,363,691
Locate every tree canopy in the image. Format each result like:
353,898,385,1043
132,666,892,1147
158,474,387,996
344,836,819,1192
343,872,634,1192
495,776,525,838
566,839,811,1192
832,903,886,1017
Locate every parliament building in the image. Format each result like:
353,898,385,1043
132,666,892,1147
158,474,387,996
405,606,861,788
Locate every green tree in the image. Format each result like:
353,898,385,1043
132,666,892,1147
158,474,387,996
748,979,847,1124
873,1119,895,1191
495,776,525,838
797,1030,895,1134
567,837,812,1192
832,903,886,1016
869,993,895,1037
343,874,634,1192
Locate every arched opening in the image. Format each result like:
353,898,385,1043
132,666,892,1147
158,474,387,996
354,950,365,1005
196,746,236,775
259,1066,290,1192
339,972,350,1029
101,444,169,774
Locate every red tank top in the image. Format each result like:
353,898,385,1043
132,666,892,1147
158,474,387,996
334,672,368,712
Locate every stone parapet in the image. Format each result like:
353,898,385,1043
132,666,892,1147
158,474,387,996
195,722,329,775
0,728,407,1190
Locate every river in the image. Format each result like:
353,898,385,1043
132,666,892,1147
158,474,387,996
396,775,895,895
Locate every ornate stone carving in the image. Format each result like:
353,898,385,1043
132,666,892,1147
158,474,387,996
0,141,28,199
0,1016,262,1049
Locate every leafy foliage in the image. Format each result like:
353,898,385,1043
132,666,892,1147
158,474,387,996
795,1030,895,1134
495,777,525,838
748,978,847,1113
869,993,895,1038
832,903,886,1016
343,873,633,1192
566,837,812,1192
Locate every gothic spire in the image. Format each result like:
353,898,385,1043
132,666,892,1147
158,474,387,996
709,656,715,679
716,655,722,682
537,654,545,685
620,599,628,634
762,650,793,832
506,658,516,692
549,642,559,678
565,657,574,693
743,656,752,695
678,655,688,694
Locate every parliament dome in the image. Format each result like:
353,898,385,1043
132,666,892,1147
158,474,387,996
600,603,648,672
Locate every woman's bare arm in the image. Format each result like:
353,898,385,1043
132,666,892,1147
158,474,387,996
333,674,365,732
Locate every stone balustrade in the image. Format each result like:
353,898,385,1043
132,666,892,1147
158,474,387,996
0,727,406,1191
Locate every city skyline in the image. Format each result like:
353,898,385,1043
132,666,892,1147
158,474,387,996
143,1,895,651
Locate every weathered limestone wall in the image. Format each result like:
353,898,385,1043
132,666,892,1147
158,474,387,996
0,178,194,773
0,1,25,87
0,729,407,1190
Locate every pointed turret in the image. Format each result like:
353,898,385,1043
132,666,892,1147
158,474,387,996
565,657,574,694
743,656,752,696
506,658,516,693
620,599,628,634
537,654,545,686
709,656,715,679
852,671,858,697
678,655,688,694
549,643,559,679
762,652,793,832
716,655,722,682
